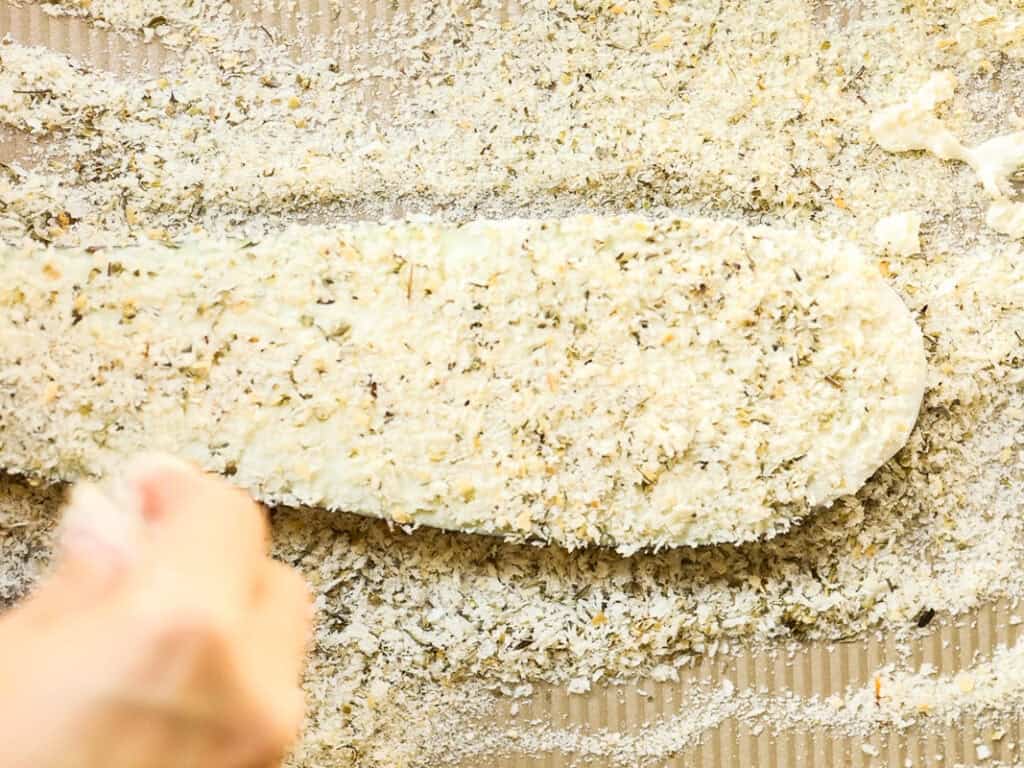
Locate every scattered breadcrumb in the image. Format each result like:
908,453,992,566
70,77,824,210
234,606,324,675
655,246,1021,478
2,0,1024,766
425,631,1024,766
875,211,923,256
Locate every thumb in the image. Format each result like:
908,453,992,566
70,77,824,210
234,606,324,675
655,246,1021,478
54,453,194,582
12,481,141,627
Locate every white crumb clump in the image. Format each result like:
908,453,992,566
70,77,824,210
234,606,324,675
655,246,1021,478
1,0,1024,766
874,211,923,256
869,72,964,159
986,200,1024,238
0,218,925,550
870,71,1024,239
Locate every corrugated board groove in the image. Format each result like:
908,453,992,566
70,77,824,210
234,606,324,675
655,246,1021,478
741,655,756,766
622,684,630,733
258,1,282,47
597,679,609,740
574,684,587,738
257,1,279,47
886,717,902,767
962,618,977,765
987,610,1003,761
0,9,168,74
284,1,298,40
322,0,345,65
544,684,557,768
44,7,61,59
356,0,372,107
951,622,969,766
795,646,810,766
717,703,733,767
568,679,583,729
831,641,847,766
979,605,994,665
67,14,83,68
1010,598,1022,765
927,626,945,763
991,602,1012,762
108,20,126,72
85,13,104,69
906,625,924,767
374,0,392,109
599,680,612,737
807,644,826,768
943,618,957,676
906,720,921,768
326,0,339,44
725,656,739,767
562,681,578,761
772,732,784,768
708,719,720,768
28,3,46,61
867,632,882,692
521,688,534,766
866,633,883,767
851,644,867,768
621,678,633,740
702,658,716,766
883,631,902,768
757,650,774,767
778,650,793,767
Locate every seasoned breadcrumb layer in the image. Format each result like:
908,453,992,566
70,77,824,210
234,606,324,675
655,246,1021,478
0,216,925,550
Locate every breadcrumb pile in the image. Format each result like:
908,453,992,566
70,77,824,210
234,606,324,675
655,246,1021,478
1,0,1024,765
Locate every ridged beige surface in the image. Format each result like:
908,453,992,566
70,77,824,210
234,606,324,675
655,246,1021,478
468,602,1024,767
1,3,1021,766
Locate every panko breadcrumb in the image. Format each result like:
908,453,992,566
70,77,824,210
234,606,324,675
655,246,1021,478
0,216,925,550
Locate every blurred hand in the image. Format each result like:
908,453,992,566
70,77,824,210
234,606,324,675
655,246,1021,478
0,455,312,768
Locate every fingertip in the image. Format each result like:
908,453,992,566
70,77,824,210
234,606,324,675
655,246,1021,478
123,453,270,603
121,453,201,523
125,454,265,539
58,482,141,572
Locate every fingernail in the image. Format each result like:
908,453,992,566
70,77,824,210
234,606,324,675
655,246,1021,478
114,453,197,523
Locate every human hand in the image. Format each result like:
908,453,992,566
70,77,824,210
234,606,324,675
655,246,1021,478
0,455,312,768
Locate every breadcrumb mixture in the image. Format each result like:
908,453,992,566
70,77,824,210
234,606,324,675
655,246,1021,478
1,0,1024,765
0,218,926,550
